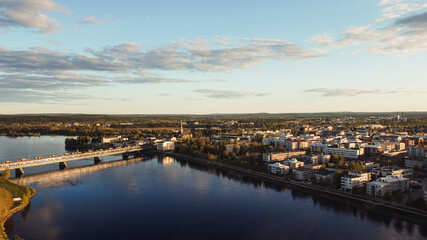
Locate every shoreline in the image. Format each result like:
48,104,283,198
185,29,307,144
0,180,36,240
162,152,427,226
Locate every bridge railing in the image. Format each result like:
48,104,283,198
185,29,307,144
0,146,145,170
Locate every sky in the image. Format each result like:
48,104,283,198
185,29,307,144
1,0,427,114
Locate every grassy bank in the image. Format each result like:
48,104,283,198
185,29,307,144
0,177,36,240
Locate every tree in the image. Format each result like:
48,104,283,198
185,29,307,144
0,187,13,213
1,168,10,179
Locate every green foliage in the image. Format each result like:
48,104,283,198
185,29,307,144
0,187,13,214
1,168,10,179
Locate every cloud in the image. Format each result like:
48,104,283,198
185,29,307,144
117,73,198,84
194,89,268,99
0,37,323,104
310,33,334,46
305,87,427,97
337,9,427,55
0,0,67,33
395,10,427,28
42,38,61,45
379,0,404,6
374,1,427,23
82,16,106,25
0,88,92,103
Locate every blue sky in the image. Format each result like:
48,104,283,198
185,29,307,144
1,0,427,114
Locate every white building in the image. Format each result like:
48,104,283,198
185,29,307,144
267,162,290,175
366,175,410,198
341,171,371,191
157,141,175,151
325,147,360,159
284,158,305,170
102,136,122,144
371,167,412,178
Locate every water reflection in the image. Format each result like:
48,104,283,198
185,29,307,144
12,157,146,189
173,157,427,237
6,156,427,240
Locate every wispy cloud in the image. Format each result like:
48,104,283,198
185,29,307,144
42,38,61,45
0,0,68,33
0,37,324,94
82,16,106,25
305,87,427,97
194,89,268,99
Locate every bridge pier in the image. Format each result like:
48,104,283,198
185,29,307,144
122,153,129,160
94,157,102,164
15,168,24,177
59,162,68,170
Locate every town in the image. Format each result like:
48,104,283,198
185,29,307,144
2,113,426,210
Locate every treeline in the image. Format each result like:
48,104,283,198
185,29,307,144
175,137,279,171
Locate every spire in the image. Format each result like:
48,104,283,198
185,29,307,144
180,120,183,135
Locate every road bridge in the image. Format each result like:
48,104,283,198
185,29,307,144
0,145,154,176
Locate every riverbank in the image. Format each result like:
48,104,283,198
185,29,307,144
162,152,427,226
0,179,36,240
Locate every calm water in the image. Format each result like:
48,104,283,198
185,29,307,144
2,137,427,240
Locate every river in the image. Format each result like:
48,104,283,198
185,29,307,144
1,136,427,240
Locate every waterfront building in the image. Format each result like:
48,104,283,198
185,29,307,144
341,171,371,191
157,141,175,151
285,158,305,170
102,136,122,144
314,169,335,181
267,162,289,175
294,167,314,181
366,175,410,198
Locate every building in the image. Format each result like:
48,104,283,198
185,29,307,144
305,164,323,172
341,171,371,191
303,155,319,165
310,143,329,153
314,169,335,181
371,167,412,178
262,151,305,162
285,139,310,151
157,141,175,151
366,175,410,198
325,147,360,159
408,146,427,158
362,145,383,157
405,158,424,169
102,136,122,144
364,162,380,171
267,162,289,175
294,167,314,181
285,158,305,170
401,138,415,148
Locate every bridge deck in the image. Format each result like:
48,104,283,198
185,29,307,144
0,146,145,170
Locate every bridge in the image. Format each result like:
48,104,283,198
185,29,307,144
0,145,154,176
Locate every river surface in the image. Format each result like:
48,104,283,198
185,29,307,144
2,136,427,240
